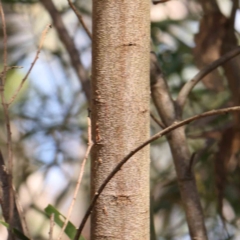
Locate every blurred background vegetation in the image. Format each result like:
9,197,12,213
0,0,240,239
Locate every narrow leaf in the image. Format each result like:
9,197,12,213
44,204,85,240
0,220,30,240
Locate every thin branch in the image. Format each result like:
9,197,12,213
13,186,32,240
58,113,93,240
186,152,197,176
0,0,8,85
74,106,240,240
0,2,15,233
0,6,49,237
49,213,55,240
8,24,51,106
150,112,165,129
40,0,91,102
177,46,240,113
67,0,92,40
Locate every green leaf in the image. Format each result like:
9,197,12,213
0,220,30,240
44,204,85,240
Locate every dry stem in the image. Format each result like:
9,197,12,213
49,213,55,240
58,114,93,240
0,0,7,85
8,24,51,106
0,1,14,232
150,112,165,128
67,0,92,40
177,46,240,113
0,4,50,236
13,186,32,240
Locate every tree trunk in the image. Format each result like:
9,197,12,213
91,1,150,239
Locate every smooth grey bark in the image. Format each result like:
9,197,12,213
91,0,150,239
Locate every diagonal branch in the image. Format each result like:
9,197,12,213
177,46,240,114
8,24,51,106
150,113,165,129
67,0,92,40
74,105,240,240
40,0,91,102
58,114,93,240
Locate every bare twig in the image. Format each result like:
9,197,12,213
0,2,15,234
67,0,92,40
8,24,51,106
58,112,93,240
49,213,55,240
150,112,165,129
0,0,8,85
177,46,240,113
0,5,49,237
74,106,240,240
13,186,32,240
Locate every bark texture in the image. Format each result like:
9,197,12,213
91,1,150,239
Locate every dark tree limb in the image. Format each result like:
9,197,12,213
0,150,23,240
177,46,240,115
40,0,91,102
67,0,92,40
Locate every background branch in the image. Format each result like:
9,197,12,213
177,46,240,114
0,150,23,238
150,113,165,129
40,0,91,102
8,24,51,105
58,114,93,240
67,0,92,40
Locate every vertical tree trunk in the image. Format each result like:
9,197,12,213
91,1,150,239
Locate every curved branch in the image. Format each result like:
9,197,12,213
74,105,240,240
177,46,240,114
